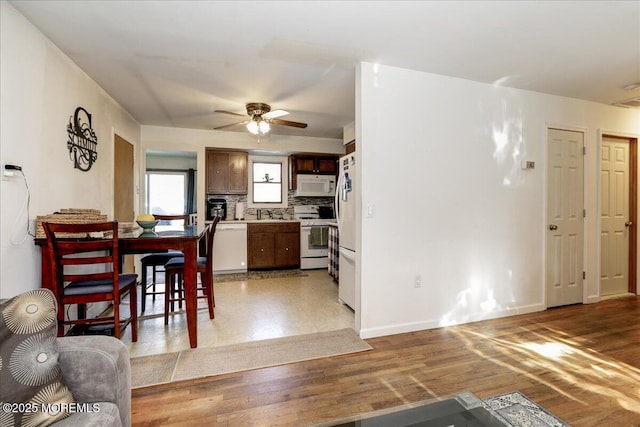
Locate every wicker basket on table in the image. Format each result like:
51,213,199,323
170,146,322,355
36,209,108,239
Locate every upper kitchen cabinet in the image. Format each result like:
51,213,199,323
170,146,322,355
206,150,248,194
289,154,339,189
291,155,339,174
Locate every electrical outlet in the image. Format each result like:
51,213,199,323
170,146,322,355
414,274,422,288
3,164,21,179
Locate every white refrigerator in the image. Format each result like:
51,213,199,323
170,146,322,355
335,153,356,309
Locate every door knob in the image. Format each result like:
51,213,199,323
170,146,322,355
548,224,558,231
625,221,633,227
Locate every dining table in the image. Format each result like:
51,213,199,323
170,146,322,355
36,224,207,348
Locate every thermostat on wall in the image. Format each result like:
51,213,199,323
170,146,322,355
521,161,535,170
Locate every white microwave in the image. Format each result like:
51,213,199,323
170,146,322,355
294,175,336,197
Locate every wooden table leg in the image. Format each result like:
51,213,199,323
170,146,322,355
183,241,198,348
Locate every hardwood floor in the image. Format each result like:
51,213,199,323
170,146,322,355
131,295,640,426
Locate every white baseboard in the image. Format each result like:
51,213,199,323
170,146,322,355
359,303,546,340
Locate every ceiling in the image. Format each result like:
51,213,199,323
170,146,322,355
10,1,640,139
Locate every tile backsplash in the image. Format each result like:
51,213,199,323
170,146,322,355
208,191,334,220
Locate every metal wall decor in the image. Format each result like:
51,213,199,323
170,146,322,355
67,106,98,171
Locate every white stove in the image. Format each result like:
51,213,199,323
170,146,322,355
293,206,335,224
294,206,334,269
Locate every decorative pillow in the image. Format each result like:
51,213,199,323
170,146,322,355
0,289,75,426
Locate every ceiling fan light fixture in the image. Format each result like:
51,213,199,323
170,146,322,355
214,102,305,134
246,120,259,134
246,118,270,136
258,120,270,135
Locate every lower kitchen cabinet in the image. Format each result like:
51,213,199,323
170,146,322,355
247,222,300,269
275,232,300,267
248,232,274,268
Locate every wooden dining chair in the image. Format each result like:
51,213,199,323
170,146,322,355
139,213,189,313
43,221,138,341
163,216,221,324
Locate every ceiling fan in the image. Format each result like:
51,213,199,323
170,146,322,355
214,102,307,136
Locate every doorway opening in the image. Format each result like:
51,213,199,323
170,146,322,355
144,150,197,217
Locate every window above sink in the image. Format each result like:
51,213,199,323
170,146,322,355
247,155,289,209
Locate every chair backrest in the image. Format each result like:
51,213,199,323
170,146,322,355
43,221,120,297
154,214,188,226
205,216,221,272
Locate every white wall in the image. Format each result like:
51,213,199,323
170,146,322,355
146,152,197,170
357,62,640,338
0,2,141,298
139,126,345,225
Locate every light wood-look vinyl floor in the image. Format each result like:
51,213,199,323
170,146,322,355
131,295,640,426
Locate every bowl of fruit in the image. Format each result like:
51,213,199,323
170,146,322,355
136,214,159,237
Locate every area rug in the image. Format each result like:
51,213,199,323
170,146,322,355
214,269,308,283
131,328,371,388
482,391,569,427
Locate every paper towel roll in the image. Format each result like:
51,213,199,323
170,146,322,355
235,202,245,220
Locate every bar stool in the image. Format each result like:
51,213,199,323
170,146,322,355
163,216,220,324
140,213,188,313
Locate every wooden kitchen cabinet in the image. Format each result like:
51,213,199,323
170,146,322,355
247,222,300,269
275,232,300,267
247,232,275,268
289,154,339,189
291,155,338,174
206,150,248,194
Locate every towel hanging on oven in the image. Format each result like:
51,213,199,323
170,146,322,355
309,227,329,247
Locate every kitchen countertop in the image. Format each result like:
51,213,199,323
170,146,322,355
205,219,301,224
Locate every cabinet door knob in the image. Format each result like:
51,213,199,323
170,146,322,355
260,248,264,252
285,247,289,251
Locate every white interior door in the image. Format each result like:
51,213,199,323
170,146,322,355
600,137,630,296
546,128,584,307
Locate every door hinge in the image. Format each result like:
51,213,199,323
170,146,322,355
583,209,586,218
583,271,586,280
583,146,586,155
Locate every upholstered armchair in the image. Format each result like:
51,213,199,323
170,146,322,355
0,289,131,427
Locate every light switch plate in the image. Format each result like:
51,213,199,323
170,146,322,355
366,204,374,218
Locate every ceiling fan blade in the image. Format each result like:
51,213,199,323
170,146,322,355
214,110,248,118
268,118,308,128
213,120,248,130
263,109,289,119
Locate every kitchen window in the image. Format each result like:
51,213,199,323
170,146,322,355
247,155,288,208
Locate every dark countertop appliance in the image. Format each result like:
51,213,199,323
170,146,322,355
207,198,227,220
318,206,334,219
